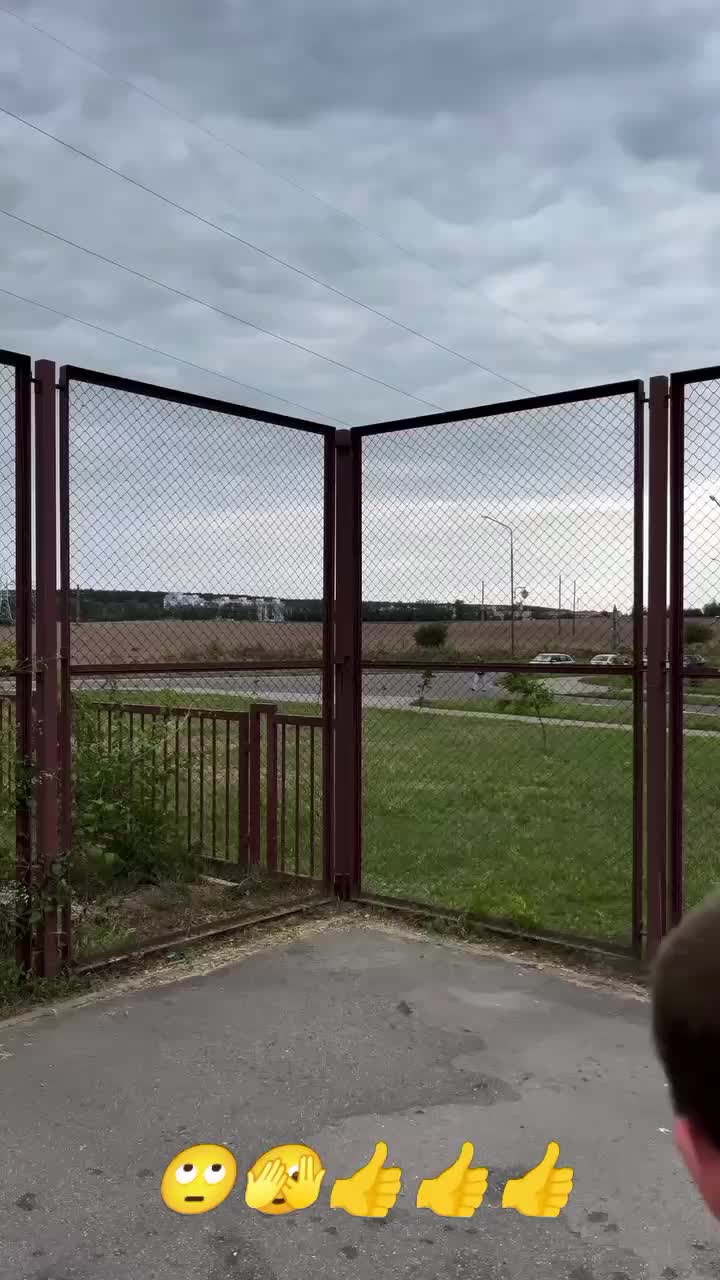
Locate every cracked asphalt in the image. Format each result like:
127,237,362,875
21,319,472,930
1,922,716,1279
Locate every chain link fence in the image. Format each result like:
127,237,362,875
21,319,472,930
670,371,720,920
58,369,332,964
356,386,643,948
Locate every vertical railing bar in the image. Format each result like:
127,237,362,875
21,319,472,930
162,709,169,811
239,713,249,866
187,716,193,852
265,706,278,872
198,714,205,850
225,717,231,860
294,722,301,875
249,707,261,865
211,712,217,858
175,714,180,821
309,724,316,878
280,721,287,873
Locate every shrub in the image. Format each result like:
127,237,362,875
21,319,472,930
71,702,202,896
414,623,448,649
685,621,712,646
498,673,554,752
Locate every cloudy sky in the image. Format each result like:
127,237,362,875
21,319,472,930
2,0,720,607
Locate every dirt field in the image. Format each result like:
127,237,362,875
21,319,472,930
5,614,717,664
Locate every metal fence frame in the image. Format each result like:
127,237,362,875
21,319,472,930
54,364,335,967
6,350,720,975
666,362,720,931
342,379,649,955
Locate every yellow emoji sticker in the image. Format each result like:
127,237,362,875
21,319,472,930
502,1141,574,1218
161,1143,238,1215
246,1144,326,1215
417,1142,488,1218
330,1141,402,1218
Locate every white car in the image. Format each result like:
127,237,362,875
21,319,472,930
590,653,625,666
529,653,575,665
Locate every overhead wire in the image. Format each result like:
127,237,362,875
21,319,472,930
0,0,568,357
0,105,451,410
0,285,351,425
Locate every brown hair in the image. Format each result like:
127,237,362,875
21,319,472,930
652,892,720,1150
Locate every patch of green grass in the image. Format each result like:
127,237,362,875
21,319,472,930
425,697,635,725
362,707,720,942
423,698,720,733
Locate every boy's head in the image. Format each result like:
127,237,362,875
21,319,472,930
652,892,720,1217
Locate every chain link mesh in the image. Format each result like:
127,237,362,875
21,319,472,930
679,377,720,910
361,394,638,660
67,379,326,669
359,390,639,946
63,376,329,962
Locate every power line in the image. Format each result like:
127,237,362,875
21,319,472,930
0,102,531,398
0,285,351,425
1,107,446,410
0,207,448,417
0,1,570,356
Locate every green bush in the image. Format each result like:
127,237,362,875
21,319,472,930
71,702,202,895
414,623,448,649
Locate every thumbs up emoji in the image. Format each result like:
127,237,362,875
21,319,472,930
330,1142,402,1218
502,1142,574,1218
416,1142,488,1218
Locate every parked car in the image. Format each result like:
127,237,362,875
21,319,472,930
683,651,707,671
529,653,575,665
590,653,627,666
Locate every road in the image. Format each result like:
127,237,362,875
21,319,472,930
71,670,602,709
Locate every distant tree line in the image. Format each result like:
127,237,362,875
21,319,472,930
0,589,666,625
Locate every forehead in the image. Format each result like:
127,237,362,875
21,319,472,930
171,1144,234,1168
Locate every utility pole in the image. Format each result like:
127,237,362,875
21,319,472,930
558,575,562,635
572,580,577,637
75,583,81,624
481,580,485,622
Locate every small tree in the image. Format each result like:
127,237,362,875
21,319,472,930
685,621,712,646
417,669,435,707
414,623,448,649
498,673,554,752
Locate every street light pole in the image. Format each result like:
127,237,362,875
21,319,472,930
479,513,515,658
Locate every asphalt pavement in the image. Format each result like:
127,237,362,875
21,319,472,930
73,670,596,709
1,920,714,1279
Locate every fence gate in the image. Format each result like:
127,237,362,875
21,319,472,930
335,382,649,954
35,363,336,969
667,364,720,933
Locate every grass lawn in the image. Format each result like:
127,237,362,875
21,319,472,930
362,709,720,942
4,689,720,959
423,697,720,733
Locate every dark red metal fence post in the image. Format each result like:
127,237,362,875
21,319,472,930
631,383,646,954
14,355,33,971
321,433,336,890
667,376,685,927
57,367,72,962
33,360,61,978
646,375,669,957
334,430,362,898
